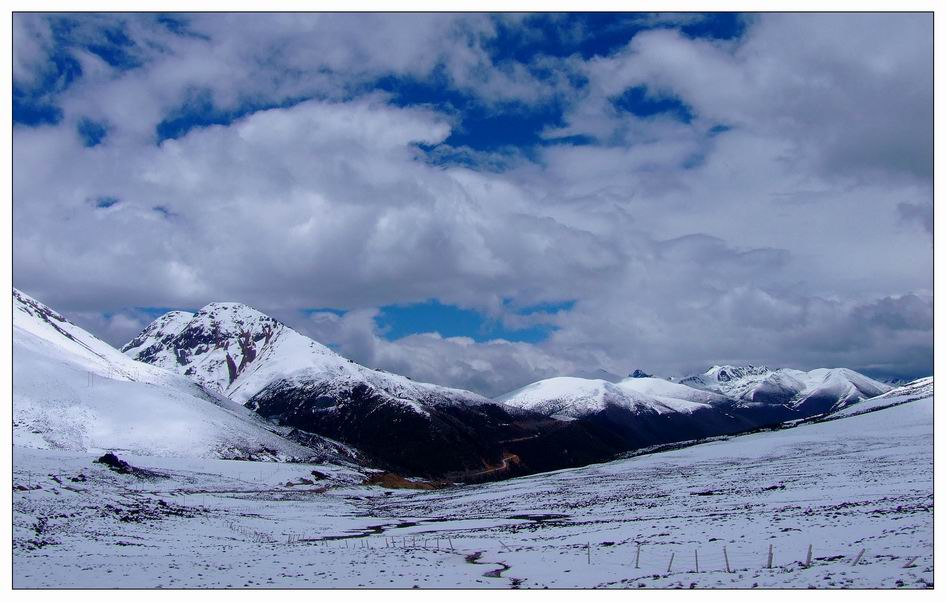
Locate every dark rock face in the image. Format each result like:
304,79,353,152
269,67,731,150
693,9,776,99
225,353,239,384
94,452,166,479
95,452,132,473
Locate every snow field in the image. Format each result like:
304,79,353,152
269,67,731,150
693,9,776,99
14,391,932,588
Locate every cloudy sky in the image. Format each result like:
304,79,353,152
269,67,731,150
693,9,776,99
12,12,933,396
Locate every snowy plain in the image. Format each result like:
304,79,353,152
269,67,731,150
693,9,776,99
13,385,932,588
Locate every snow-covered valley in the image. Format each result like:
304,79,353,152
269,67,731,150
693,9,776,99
13,384,932,588
10,287,934,588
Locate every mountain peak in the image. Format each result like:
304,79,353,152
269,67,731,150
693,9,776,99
192,301,278,329
704,364,771,383
198,300,263,313
122,301,286,394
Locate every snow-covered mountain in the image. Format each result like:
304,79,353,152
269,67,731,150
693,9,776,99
678,364,773,396
497,376,728,420
12,289,348,461
496,364,895,450
122,302,489,408
679,364,890,414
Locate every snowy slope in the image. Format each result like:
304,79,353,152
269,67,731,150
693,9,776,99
12,289,346,461
496,376,714,420
123,302,491,410
828,377,933,419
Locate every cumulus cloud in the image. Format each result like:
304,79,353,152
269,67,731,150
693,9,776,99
12,13,933,394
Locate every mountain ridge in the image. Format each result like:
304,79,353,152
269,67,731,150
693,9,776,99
114,296,909,478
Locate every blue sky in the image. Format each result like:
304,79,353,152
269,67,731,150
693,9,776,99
12,13,933,394
11,12,744,348
14,13,742,150
373,299,576,343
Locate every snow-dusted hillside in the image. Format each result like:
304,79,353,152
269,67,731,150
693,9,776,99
679,364,890,413
12,289,347,461
497,376,721,420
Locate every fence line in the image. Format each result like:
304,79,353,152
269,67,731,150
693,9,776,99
209,523,929,578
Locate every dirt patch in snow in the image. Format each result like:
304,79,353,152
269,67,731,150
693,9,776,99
364,472,447,490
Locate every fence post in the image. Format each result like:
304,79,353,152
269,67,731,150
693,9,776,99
724,546,731,573
694,548,700,573
767,544,773,569
902,556,919,569
635,543,641,569
587,542,591,565
667,552,675,573
852,549,865,566
805,544,813,568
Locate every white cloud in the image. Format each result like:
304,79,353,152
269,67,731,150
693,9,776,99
299,309,577,398
567,13,932,181
12,13,933,393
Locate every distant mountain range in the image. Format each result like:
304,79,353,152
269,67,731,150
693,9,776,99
14,288,918,481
